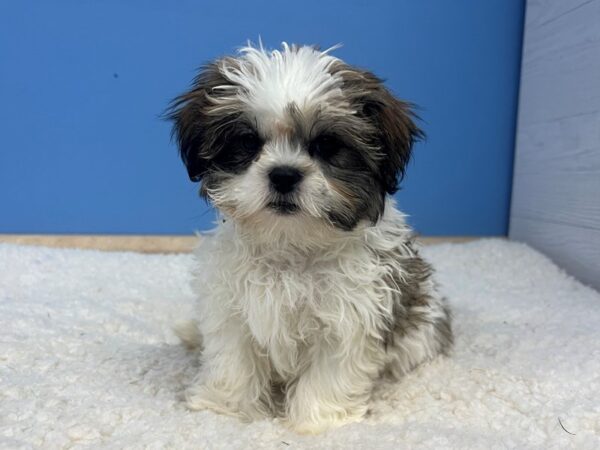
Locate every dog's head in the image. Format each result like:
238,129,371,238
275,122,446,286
168,43,422,238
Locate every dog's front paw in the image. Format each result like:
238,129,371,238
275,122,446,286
285,405,366,434
185,383,269,421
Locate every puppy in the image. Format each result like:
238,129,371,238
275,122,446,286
168,43,452,434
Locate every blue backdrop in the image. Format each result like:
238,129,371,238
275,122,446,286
0,0,524,235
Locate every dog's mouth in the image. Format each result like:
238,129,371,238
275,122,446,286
268,201,299,214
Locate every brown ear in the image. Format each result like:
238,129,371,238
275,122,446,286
166,62,234,182
336,65,424,194
362,85,424,194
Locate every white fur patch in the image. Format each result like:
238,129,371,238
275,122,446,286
187,201,449,432
218,43,349,125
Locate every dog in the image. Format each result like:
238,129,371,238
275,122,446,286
168,42,452,434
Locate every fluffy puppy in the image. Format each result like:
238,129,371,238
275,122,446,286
168,43,452,434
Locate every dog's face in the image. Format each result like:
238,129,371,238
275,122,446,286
169,44,422,236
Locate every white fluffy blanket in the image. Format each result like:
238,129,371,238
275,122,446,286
1,239,599,449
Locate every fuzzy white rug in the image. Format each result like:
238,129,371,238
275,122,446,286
1,239,599,449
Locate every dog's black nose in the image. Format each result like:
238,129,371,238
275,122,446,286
268,166,303,194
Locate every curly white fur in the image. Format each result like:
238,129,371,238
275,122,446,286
182,202,450,434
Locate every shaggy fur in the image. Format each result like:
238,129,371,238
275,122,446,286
168,42,452,434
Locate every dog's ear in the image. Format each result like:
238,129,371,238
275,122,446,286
166,62,234,182
363,88,424,194
340,68,424,194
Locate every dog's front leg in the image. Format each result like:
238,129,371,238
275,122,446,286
185,320,272,421
285,335,382,434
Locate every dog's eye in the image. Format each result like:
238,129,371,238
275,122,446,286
236,133,262,152
309,135,341,160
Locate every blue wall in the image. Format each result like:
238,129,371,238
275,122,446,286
0,0,524,235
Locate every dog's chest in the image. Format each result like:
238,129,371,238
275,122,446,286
240,257,332,344
227,253,343,377
198,226,398,377
233,249,385,377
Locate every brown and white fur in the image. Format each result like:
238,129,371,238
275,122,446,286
168,42,452,434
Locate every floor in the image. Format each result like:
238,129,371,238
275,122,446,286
2,239,598,448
